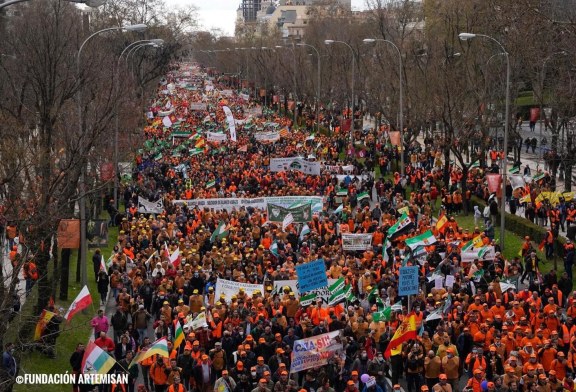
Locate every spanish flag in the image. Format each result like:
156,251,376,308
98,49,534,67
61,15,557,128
436,214,448,234
472,235,484,248
34,310,56,341
384,314,417,358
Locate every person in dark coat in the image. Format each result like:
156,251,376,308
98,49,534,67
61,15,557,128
97,270,109,305
92,249,103,282
521,252,540,285
193,354,216,391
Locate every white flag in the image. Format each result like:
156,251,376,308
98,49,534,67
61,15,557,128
282,213,294,230
300,224,310,241
162,116,173,128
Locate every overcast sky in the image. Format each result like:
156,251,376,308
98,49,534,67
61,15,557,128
165,0,367,36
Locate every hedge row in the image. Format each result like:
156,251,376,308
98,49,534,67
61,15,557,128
470,196,567,256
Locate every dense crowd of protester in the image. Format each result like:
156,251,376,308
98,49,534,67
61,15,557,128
63,62,576,392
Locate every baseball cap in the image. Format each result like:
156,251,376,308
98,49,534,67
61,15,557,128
439,374,447,380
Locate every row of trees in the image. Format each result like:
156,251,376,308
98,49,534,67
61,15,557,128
194,0,576,191
0,0,196,353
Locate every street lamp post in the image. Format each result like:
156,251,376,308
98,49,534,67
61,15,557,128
363,38,404,176
114,39,163,211
77,23,146,288
296,43,321,134
325,40,354,140
459,32,510,250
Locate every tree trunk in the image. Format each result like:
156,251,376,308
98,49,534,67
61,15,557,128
443,147,450,187
76,236,82,283
565,164,572,192
60,248,71,301
33,237,51,316
52,235,58,300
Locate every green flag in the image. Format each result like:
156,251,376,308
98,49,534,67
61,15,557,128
357,191,370,201
299,293,317,307
372,306,392,322
329,277,345,294
210,222,229,243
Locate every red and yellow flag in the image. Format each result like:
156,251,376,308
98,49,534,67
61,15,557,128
384,314,417,358
436,214,448,234
34,310,56,341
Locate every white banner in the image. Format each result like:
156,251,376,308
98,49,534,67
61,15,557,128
254,131,280,142
461,246,496,262
215,279,264,303
273,279,337,304
221,89,233,97
173,196,323,212
509,174,526,190
291,331,343,373
322,164,356,173
138,196,164,214
240,93,250,101
190,102,206,111
270,158,321,176
206,131,227,142
341,233,373,250
222,106,237,142
185,312,207,330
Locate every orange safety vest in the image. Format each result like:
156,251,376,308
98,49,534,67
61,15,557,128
168,384,186,392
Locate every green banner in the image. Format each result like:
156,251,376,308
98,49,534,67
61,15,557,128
267,203,312,223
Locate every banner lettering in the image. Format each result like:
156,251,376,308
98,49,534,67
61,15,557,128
291,331,343,373
341,233,373,251
138,196,164,214
270,157,321,176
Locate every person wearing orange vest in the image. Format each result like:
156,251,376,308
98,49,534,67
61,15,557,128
568,204,576,227
167,376,186,392
150,355,169,392
23,259,39,297
544,227,555,259
465,348,487,377
465,368,486,392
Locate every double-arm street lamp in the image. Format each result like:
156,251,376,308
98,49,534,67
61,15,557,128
459,32,510,250
363,38,405,176
77,23,147,287
113,39,163,211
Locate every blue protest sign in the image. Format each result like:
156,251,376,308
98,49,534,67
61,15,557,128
295,259,328,293
398,266,419,296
